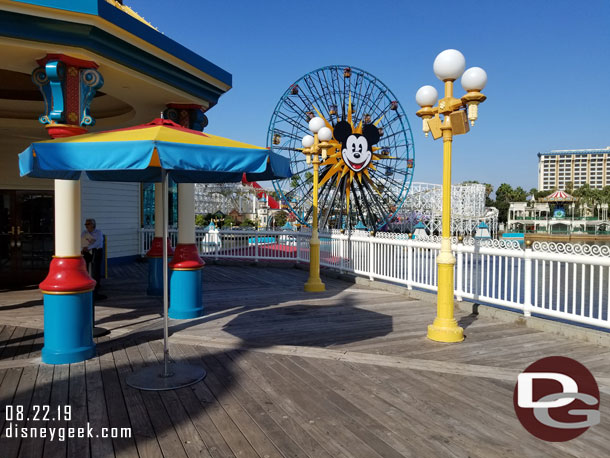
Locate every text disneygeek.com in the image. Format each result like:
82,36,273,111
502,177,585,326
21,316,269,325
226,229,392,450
3,405,132,442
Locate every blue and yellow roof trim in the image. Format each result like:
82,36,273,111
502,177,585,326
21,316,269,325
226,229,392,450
1,0,232,106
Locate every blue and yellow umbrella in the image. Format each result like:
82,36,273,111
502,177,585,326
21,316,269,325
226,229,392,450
19,118,291,182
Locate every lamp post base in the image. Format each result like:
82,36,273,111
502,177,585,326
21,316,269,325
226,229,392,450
304,279,325,292
427,318,464,343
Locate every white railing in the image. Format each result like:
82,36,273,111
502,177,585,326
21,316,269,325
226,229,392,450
139,228,610,330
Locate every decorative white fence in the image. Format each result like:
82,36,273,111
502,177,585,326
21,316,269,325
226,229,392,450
139,229,610,330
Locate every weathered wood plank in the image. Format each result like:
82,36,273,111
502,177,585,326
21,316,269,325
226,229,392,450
195,344,310,458
242,350,385,458
124,342,188,458
0,328,40,457
111,346,163,458
219,348,334,458
85,356,116,458
16,333,52,458
137,341,212,458
42,364,69,458
67,361,90,458
169,344,237,458
175,343,264,458
99,346,139,458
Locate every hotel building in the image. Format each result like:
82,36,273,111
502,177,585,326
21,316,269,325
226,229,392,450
538,147,610,191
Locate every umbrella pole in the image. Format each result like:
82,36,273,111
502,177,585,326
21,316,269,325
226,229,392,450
162,168,170,377
125,169,206,391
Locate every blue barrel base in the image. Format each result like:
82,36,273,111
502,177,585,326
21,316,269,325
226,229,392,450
42,290,96,365
169,269,203,319
42,345,96,365
147,257,164,296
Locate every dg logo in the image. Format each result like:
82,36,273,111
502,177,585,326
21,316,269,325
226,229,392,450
513,356,600,441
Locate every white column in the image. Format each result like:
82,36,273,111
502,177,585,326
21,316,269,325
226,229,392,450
154,183,163,238
55,179,81,256
178,183,195,244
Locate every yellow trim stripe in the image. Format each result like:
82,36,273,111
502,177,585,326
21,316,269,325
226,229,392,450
41,288,94,295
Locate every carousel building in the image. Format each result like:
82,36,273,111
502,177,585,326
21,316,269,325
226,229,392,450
0,0,232,289
507,190,609,234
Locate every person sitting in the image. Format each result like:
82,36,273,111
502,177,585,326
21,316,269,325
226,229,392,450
81,218,106,301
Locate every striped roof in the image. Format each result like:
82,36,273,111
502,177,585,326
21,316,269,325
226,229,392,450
540,190,576,202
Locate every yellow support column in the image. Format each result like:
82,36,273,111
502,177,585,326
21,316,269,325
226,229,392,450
427,123,464,342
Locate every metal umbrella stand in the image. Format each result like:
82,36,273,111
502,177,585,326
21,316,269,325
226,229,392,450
126,169,205,390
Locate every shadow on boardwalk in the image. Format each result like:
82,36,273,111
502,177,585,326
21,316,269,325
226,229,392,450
0,261,609,457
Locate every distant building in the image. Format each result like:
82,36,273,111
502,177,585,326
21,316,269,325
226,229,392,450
538,147,610,191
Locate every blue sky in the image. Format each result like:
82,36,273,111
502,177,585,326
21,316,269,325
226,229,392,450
130,0,609,194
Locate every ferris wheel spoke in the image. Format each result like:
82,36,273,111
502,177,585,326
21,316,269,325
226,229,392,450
356,82,380,121
355,181,379,229
284,97,313,122
363,179,393,222
352,186,369,227
275,111,309,133
321,176,343,228
317,177,338,225
272,128,308,143
318,70,339,120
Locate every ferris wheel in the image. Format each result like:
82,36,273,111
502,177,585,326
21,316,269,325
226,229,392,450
268,65,415,231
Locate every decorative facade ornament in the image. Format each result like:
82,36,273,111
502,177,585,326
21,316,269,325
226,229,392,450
31,54,103,137
163,104,208,131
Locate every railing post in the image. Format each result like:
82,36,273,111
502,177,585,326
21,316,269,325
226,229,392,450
455,236,464,301
296,232,301,263
339,233,345,273
523,240,533,317
139,229,143,256
407,235,413,290
368,235,374,281
255,232,259,263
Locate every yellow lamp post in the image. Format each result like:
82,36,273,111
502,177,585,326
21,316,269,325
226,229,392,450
301,117,332,292
415,49,487,342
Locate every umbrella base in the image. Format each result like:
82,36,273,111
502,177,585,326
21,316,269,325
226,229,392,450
93,326,110,337
126,363,206,391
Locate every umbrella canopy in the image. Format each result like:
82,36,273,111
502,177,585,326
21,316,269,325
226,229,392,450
19,118,291,183
539,190,576,202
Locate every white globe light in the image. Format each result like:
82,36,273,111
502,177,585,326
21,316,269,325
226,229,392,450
415,85,438,107
461,67,487,91
302,135,314,148
433,49,466,81
318,126,333,141
308,116,325,133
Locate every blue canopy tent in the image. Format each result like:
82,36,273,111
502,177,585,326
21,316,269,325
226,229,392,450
19,118,292,390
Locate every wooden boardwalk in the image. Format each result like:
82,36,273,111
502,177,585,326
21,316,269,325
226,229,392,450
1,262,609,457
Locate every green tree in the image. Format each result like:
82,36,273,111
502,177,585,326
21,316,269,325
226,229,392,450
513,186,527,202
195,213,213,227
274,210,288,227
290,175,300,189
221,216,234,228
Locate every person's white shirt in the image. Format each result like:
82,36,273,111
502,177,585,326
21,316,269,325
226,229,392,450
81,228,104,250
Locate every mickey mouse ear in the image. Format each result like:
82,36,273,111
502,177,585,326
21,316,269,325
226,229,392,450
333,121,352,144
362,123,380,145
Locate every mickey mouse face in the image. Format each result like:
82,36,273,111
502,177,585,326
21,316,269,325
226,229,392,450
343,135,372,171
333,121,381,173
